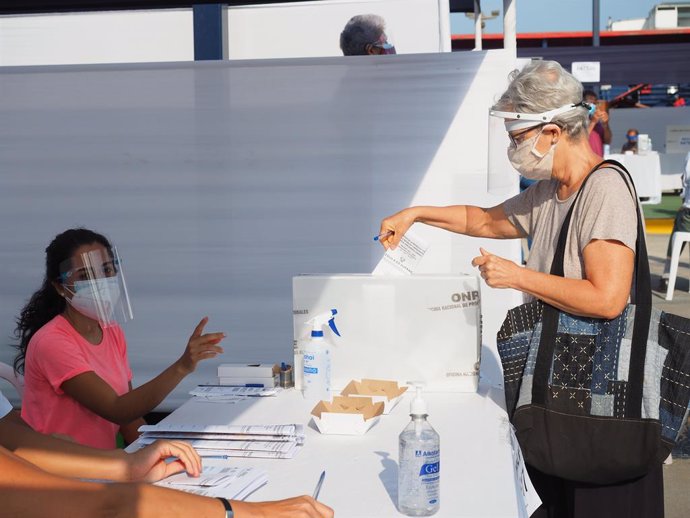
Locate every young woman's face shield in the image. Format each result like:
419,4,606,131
487,103,585,195
59,247,133,327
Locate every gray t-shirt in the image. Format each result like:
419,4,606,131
503,167,638,288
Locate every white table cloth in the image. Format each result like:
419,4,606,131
606,152,662,204
131,387,523,517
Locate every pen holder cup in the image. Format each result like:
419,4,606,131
280,366,294,388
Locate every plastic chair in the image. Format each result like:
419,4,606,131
0,361,24,398
665,231,690,301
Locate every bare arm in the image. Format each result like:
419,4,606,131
0,410,202,481
473,239,634,319
0,445,333,518
120,381,147,444
379,204,524,250
120,418,146,445
62,317,225,425
589,111,612,144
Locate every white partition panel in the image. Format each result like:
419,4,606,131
0,51,518,409
0,10,194,66
226,0,451,59
0,0,450,66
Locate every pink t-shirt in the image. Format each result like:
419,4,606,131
21,315,132,449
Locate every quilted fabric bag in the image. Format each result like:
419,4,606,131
497,161,690,484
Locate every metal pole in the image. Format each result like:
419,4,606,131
193,4,225,61
503,0,516,55
592,0,600,47
474,0,482,50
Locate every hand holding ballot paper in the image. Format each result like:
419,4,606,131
373,229,429,276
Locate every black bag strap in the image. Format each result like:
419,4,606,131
531,159,652,419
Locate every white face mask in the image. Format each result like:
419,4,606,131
507,128,556,181
64,276,121,323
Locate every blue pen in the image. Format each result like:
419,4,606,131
313,470,326,500
198,383,265,388
373,230,393,242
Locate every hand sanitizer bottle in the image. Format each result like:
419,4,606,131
398,382,440,516
302,309,340,400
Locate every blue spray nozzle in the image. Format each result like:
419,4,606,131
328,315,340,337
306,309,341,338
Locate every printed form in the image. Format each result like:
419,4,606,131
373,229,429,275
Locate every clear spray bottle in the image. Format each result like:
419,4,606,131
398,382,440,516
301,309,340,401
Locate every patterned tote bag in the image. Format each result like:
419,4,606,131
497,161,690,484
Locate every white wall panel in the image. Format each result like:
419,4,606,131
225,0,451,59
0,10,194,66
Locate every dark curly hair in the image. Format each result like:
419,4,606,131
13,228,112,374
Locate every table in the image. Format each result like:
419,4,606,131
130,387,522,518
606,152,662,204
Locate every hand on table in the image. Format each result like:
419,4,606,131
126,439,202,482
232,496,334,518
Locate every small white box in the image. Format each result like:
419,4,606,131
311,396,384,435
218,363,278,378
293,274,481,393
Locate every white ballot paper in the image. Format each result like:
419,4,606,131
156,466,268,500
372,229,429,275
189,385,282,403
138,423,305,459
508,425,542,517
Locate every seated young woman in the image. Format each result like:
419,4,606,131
15,228,225,449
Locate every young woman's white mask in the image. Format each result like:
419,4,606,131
507,128,557,181
64,277,121,323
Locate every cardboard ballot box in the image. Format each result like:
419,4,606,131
293,274,481,393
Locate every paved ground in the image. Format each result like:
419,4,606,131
645,232,690,518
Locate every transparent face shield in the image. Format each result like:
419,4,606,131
487,102,588,195
59,247,133,327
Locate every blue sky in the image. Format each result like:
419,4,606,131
450,1,682,34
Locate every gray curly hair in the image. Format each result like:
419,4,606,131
340,14,386,56
492,60,590,139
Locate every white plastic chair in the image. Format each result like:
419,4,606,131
0,361,24,398
665,232,690,301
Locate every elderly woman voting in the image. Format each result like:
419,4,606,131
379,60,662,518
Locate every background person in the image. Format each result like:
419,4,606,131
339,14,396,55
14,228,225,449
660,151,690,291
379,60,661,518
584,89,612,157
621,128,639,154
0,388,333,518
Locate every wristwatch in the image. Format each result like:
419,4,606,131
216,497,234,518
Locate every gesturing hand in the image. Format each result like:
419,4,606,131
177,317,225,375
471,248,522,289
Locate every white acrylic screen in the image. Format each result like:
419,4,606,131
0,51,519,408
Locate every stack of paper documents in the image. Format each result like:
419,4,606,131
190,385,282,403
156,465,268,499
138,423,305,459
